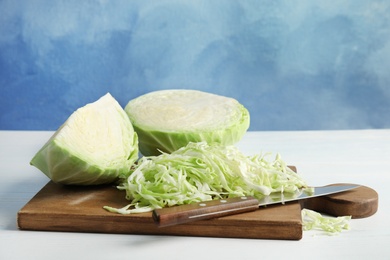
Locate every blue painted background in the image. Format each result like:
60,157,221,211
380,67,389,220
1,1,389,131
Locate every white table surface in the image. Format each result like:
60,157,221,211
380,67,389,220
1,130,389,260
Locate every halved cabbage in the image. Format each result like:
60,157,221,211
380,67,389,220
124,89,250,156
30,93,139,185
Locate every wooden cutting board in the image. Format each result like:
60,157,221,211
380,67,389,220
17,181,378,240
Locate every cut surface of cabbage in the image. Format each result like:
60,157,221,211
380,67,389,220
125,89,250,156
30,93,139,185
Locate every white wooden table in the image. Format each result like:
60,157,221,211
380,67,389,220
1,130,389,259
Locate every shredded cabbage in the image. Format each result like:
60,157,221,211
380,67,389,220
104,142,308,214
302,209,351,234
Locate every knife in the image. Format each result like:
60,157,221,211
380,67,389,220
152,184,359,227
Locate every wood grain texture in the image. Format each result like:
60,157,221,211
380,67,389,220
17,180,378,240
302,183,378,218
17,181,302,240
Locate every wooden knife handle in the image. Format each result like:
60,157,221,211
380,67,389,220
152,196,259,227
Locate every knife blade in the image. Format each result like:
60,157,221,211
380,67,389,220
152,184,359,227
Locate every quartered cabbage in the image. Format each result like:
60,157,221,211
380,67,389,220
30,93,139,185
103,142,308,214
124,89,250,156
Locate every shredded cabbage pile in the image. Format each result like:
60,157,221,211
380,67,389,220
302,209,351,235
104,142,308,214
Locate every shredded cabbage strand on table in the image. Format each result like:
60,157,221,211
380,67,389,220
104,142,308,214
302,209,351,234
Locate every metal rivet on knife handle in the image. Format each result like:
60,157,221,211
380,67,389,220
152,196,259,227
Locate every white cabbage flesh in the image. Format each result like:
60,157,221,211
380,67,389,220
30,93,138,185
125,89,250,156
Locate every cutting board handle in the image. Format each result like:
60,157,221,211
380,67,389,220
301,183,378,219
153,183,378,227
